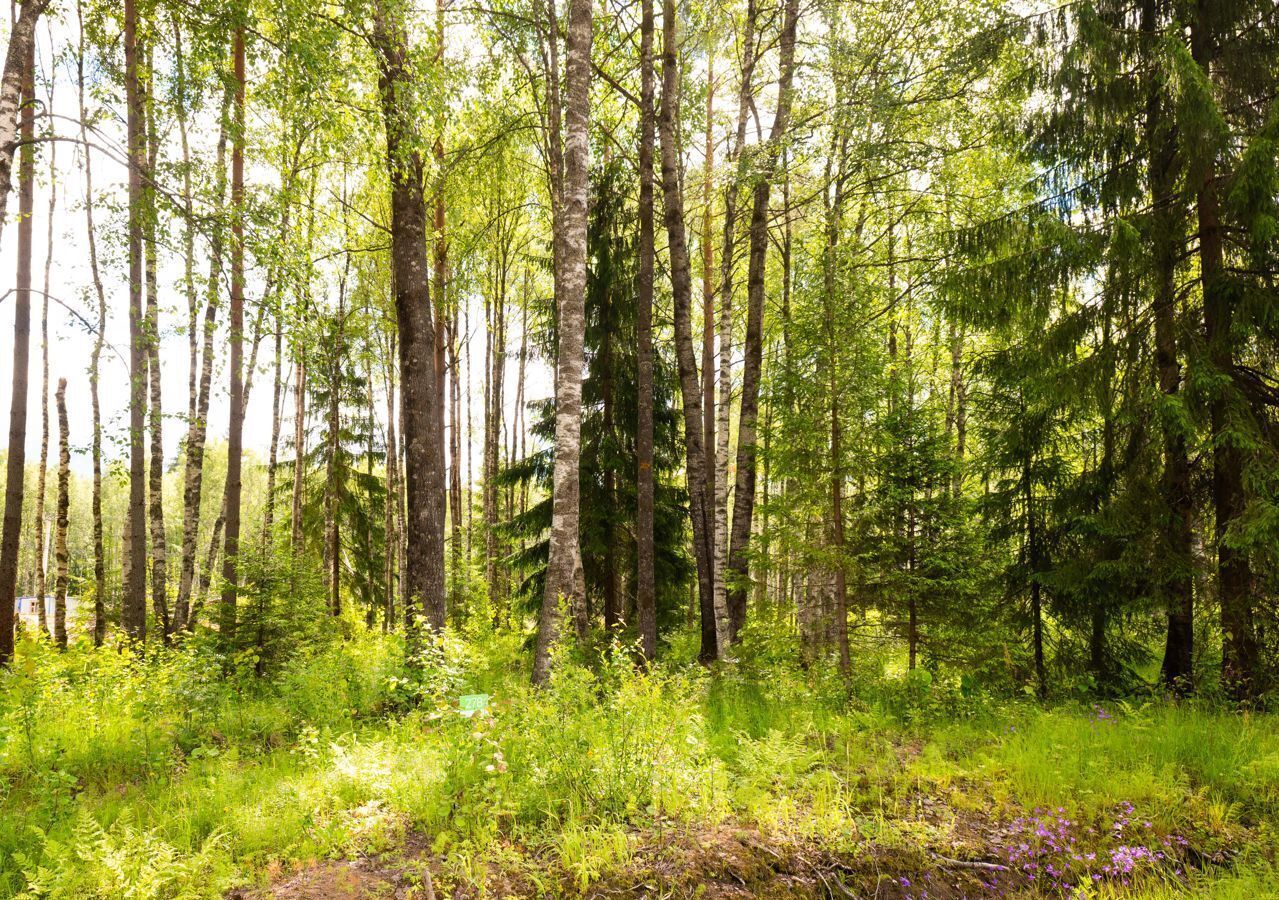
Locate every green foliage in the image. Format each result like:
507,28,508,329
0,630,1276,896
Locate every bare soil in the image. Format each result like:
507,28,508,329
228,823,1004,899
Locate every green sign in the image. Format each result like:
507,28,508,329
458,694,490,715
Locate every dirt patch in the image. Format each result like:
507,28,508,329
228,824,1001,899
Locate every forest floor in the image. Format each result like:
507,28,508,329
233,821,995,899
1,630,1277,899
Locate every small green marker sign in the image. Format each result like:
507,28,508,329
458,694,490,716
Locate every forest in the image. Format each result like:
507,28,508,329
0,0,1275,895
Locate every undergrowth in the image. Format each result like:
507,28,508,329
0,624,1275,898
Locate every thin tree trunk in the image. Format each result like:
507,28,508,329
823,144,850,681
1025,451,1046,698
372,2,448,639
714,0,759,638
434,0,455,622
122,0,148,643
484,259,505,626
220,26,247,645
384,352,399,629
175,86,231,633
324,287,345,616
516,288,528,521
291,174,316,563
292,346,307,556
658,0,723,662
263,312,284,545
191,511,224,626
449,305,462,615
53,378,68,649
1148,0,1192,693
32,62,55,637
465,298,475,563
601,260,618,633
702,69,719,628
78,0,106,645
145,65,170,640
534,0,592,684
1190,9,1255,702
0,37,35,665
725,0,800,637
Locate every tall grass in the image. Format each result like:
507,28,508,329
0,627,1274,898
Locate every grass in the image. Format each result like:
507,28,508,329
0,625,1276,898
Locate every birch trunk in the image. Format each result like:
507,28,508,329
145,70,170,639
726,0,799,635
658,0,725,661
701,73,719,627
0,0,50,245
175,86,231,633
122,0,148,643
53,378,68,649
78,0,106,645
263,313,284,545
0,39,35,665
324,289,345,616
220,26,247,644
533,0,591,684
292,347,307,557
384,353,399,629
33,68,54,636
634,0,657,662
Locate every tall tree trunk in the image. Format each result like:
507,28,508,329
175,86,231,633
384,353,399,629
53,378,68,649
465,299,475,564
533,0,592,684
701,70,720,626
658,0,723,662
145,67,170,640
1191,8,1256,702
449,306,462,615
725,0,800,637
515,287,527,522
1149,0,1191,692
324,287,345,616
484,259,507,626
636,3,657,660
78,0,106,645
263,313,284,544
948,320,967,499
1025,451,1046,699
434,0,455,622
122,0,148,643
33,65,55,637
714,0,759,636
291,173,316,564
823,144,851,681
292,346,307,556
0,36,35,665
220,26,247,645
174,11,198,481
0,0,49,244
372,2,448,639
601,263,618,633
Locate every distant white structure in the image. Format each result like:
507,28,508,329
15,596,79,627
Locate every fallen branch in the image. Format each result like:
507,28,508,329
929,852,1008,872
